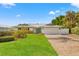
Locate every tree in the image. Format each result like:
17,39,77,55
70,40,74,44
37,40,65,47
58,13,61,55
51,11,79,34
75,12,79,26
63,11,76,33
52,15,65,25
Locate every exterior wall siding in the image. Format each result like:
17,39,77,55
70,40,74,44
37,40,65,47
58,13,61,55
41,27,59,35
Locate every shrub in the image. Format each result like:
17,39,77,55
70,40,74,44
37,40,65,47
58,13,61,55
71,27,79,35
0,31,13,37
0,36,15,42
13,30,27,39
25,30,33,34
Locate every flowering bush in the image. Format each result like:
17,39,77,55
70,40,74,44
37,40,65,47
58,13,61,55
13,30,27,39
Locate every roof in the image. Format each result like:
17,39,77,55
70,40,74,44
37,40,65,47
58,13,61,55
14,24,63,28
0,25,11,28
43,25,63,28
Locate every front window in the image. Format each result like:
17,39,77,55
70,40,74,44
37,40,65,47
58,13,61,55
18,28,21,30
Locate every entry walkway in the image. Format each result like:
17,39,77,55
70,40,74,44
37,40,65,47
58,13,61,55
46,34,79,56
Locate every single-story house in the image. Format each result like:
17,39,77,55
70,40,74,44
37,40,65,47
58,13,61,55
13,24,69,35
0,25,12,32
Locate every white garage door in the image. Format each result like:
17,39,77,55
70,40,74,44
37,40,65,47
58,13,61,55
42,27,59,35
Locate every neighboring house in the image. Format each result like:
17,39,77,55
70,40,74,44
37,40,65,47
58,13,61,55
13,24,69,35
0,25,12,32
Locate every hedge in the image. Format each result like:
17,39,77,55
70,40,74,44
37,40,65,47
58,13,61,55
71,27,79,35
0,36,15,42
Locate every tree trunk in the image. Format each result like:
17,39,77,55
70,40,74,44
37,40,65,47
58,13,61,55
69,28,71,34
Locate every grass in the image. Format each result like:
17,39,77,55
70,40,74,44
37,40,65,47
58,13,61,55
0,34,58,56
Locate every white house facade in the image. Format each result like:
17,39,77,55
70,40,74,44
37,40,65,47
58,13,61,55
0,24,69,35
14,24,69,35
41,25,69,35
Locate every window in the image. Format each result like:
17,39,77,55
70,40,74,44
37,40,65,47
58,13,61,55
18,28,21,30
28,28,29,30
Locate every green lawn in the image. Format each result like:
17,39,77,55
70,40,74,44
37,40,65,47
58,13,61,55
0,34,58,56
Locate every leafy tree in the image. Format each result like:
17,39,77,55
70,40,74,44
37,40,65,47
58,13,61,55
51,11,79,34
75,12,79,26
52,15,65,25
63,11,76,33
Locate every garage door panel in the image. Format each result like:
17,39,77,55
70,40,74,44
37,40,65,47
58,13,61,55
42,28,59,35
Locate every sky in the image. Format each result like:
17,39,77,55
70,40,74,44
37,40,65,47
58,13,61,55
0,3,79,26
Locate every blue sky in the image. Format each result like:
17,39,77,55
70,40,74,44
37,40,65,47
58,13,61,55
0,3,79,26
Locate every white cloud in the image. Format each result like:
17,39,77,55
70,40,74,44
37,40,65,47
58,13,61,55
0,3,16,8
55,10,60,13
49,10,60,15
71,0,79,8
49,11,55,15
16,14,21,17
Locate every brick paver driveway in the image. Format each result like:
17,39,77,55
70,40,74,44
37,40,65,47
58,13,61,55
46,34,79,56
